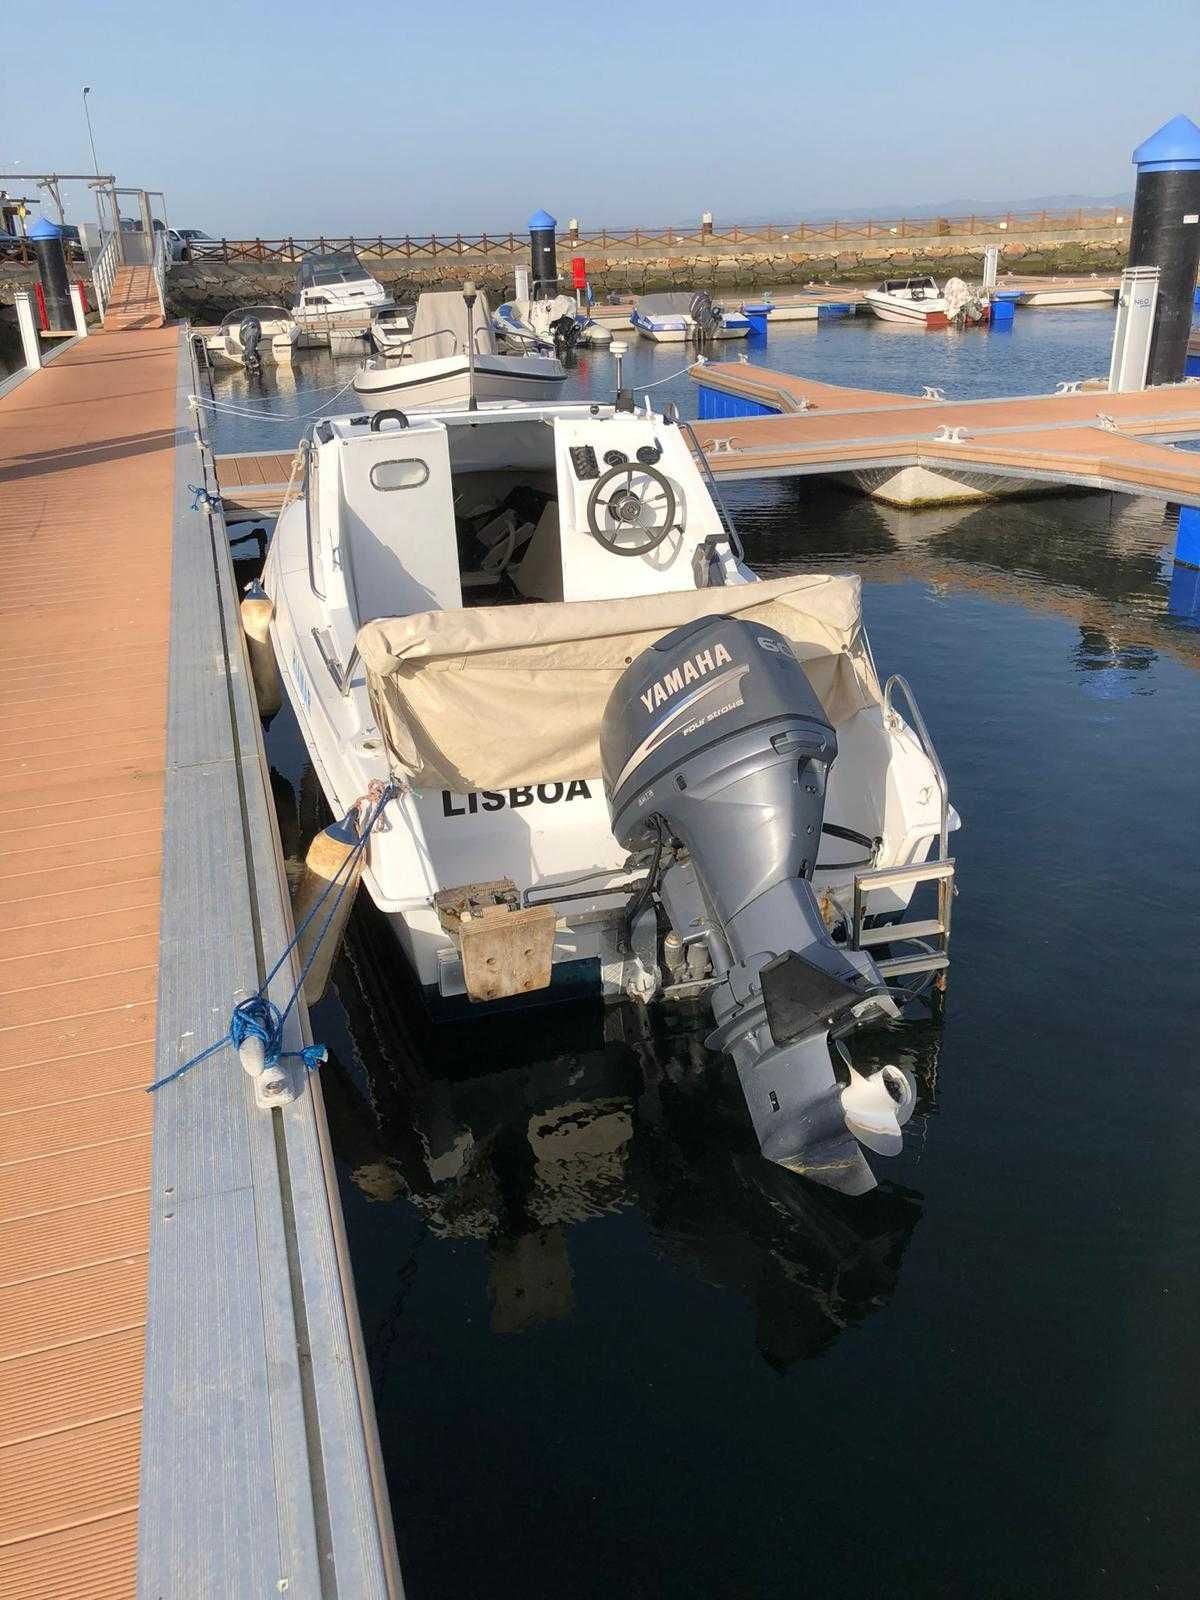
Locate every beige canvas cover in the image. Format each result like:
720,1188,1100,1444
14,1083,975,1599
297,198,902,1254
409,289,496,361
357,574,881,792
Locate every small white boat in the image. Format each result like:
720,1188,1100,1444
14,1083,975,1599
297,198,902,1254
263,393,958,1195
204,305,300,368
370,307,413,356
492,294,581,354
864,276,949,327
293,251,392,346
631,291,750,343
353,290,567,412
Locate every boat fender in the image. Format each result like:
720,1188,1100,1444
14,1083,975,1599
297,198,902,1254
292,813,367,1003
370,408,409,432
240,580,283,718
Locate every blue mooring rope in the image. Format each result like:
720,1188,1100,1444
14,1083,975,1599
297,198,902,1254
148,784,396,1094
188,481,223,512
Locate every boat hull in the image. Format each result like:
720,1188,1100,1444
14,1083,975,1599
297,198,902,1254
353,354,568,410
864,294,948,326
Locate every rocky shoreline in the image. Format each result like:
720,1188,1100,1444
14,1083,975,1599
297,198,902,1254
161,234,1127,322
0,231,1129,324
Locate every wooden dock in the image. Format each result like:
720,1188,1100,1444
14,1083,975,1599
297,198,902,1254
690,363,1200,506
0,323,398,1595
213,365,1200,521
213,448,298,518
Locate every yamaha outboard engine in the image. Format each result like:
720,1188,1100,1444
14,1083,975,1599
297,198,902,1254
550,313,580,359
601,616,910,1194
689,290,724,342
239,314,263,367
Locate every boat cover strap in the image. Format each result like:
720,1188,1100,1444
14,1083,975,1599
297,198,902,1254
357,573,880,791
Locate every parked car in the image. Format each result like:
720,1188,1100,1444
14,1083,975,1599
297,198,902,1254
172,228,218,262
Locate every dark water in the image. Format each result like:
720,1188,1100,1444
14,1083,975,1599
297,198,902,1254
218,312,1200,1600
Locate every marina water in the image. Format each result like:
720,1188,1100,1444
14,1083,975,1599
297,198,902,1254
215,308,1200,1600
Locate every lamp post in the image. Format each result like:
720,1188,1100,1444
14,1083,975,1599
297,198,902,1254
82,87,100,178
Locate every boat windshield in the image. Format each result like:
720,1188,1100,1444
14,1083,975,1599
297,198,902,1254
297,252,374,290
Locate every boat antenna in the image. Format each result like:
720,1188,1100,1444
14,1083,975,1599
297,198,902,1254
463,280,478,412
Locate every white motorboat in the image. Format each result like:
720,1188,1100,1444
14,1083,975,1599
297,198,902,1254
631,291,750,343
293,250,392,345
262,392,959,1194
370,306,413,356
203,304,300,368
353,290,567,411
864,276,949,326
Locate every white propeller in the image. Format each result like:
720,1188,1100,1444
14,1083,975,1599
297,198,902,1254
841,1064,916,1157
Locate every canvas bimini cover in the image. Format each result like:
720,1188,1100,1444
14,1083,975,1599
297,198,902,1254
408,290,496,362
634,292,697,317
357,575,882,792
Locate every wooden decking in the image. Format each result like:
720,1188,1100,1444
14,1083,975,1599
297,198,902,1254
0,324,180,1595
214,448,298,517
691,362,1200,502
101,267,164,332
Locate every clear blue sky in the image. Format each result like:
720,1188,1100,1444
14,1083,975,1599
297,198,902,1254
2,0,1197,236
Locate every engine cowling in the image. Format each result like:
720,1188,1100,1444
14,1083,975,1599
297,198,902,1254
601,615,904,1194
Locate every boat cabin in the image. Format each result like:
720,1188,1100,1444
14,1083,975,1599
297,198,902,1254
300,402,741,675
876,276,939,298
294,251,388,313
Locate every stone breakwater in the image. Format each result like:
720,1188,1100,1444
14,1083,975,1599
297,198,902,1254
0,229,1130,322
161,230,1127,321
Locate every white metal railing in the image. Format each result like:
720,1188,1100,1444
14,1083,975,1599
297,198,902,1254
152,224,168,319
91,228,120,320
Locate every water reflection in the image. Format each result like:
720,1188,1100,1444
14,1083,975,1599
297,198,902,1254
737,481,1200,681
320,896,937,1368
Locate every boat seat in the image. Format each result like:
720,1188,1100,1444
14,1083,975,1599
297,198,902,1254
512,503,563,602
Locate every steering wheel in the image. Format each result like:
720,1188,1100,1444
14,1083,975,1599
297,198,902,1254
586,462,678,557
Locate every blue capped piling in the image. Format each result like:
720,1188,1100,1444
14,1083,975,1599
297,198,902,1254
1127,114,1200,385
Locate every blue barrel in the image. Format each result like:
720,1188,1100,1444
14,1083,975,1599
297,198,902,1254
990,295,1017,328
742,303,771,338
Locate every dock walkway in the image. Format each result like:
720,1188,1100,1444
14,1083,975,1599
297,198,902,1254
0,325,397,1595
691,363,1200,504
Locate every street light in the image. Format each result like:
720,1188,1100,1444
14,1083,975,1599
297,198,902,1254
82,87,100,178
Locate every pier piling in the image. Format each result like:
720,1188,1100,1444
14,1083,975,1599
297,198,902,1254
1127,114,1200,385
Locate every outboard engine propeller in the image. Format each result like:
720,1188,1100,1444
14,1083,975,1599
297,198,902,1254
601,616,909,1194
239,314,263,367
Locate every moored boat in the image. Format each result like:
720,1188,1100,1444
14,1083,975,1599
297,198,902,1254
204,304,300,367
262,389,958,1194
353,289,567,411
864,276,949,327
293,250,392,346
370,306,413,355
631,291,751,342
